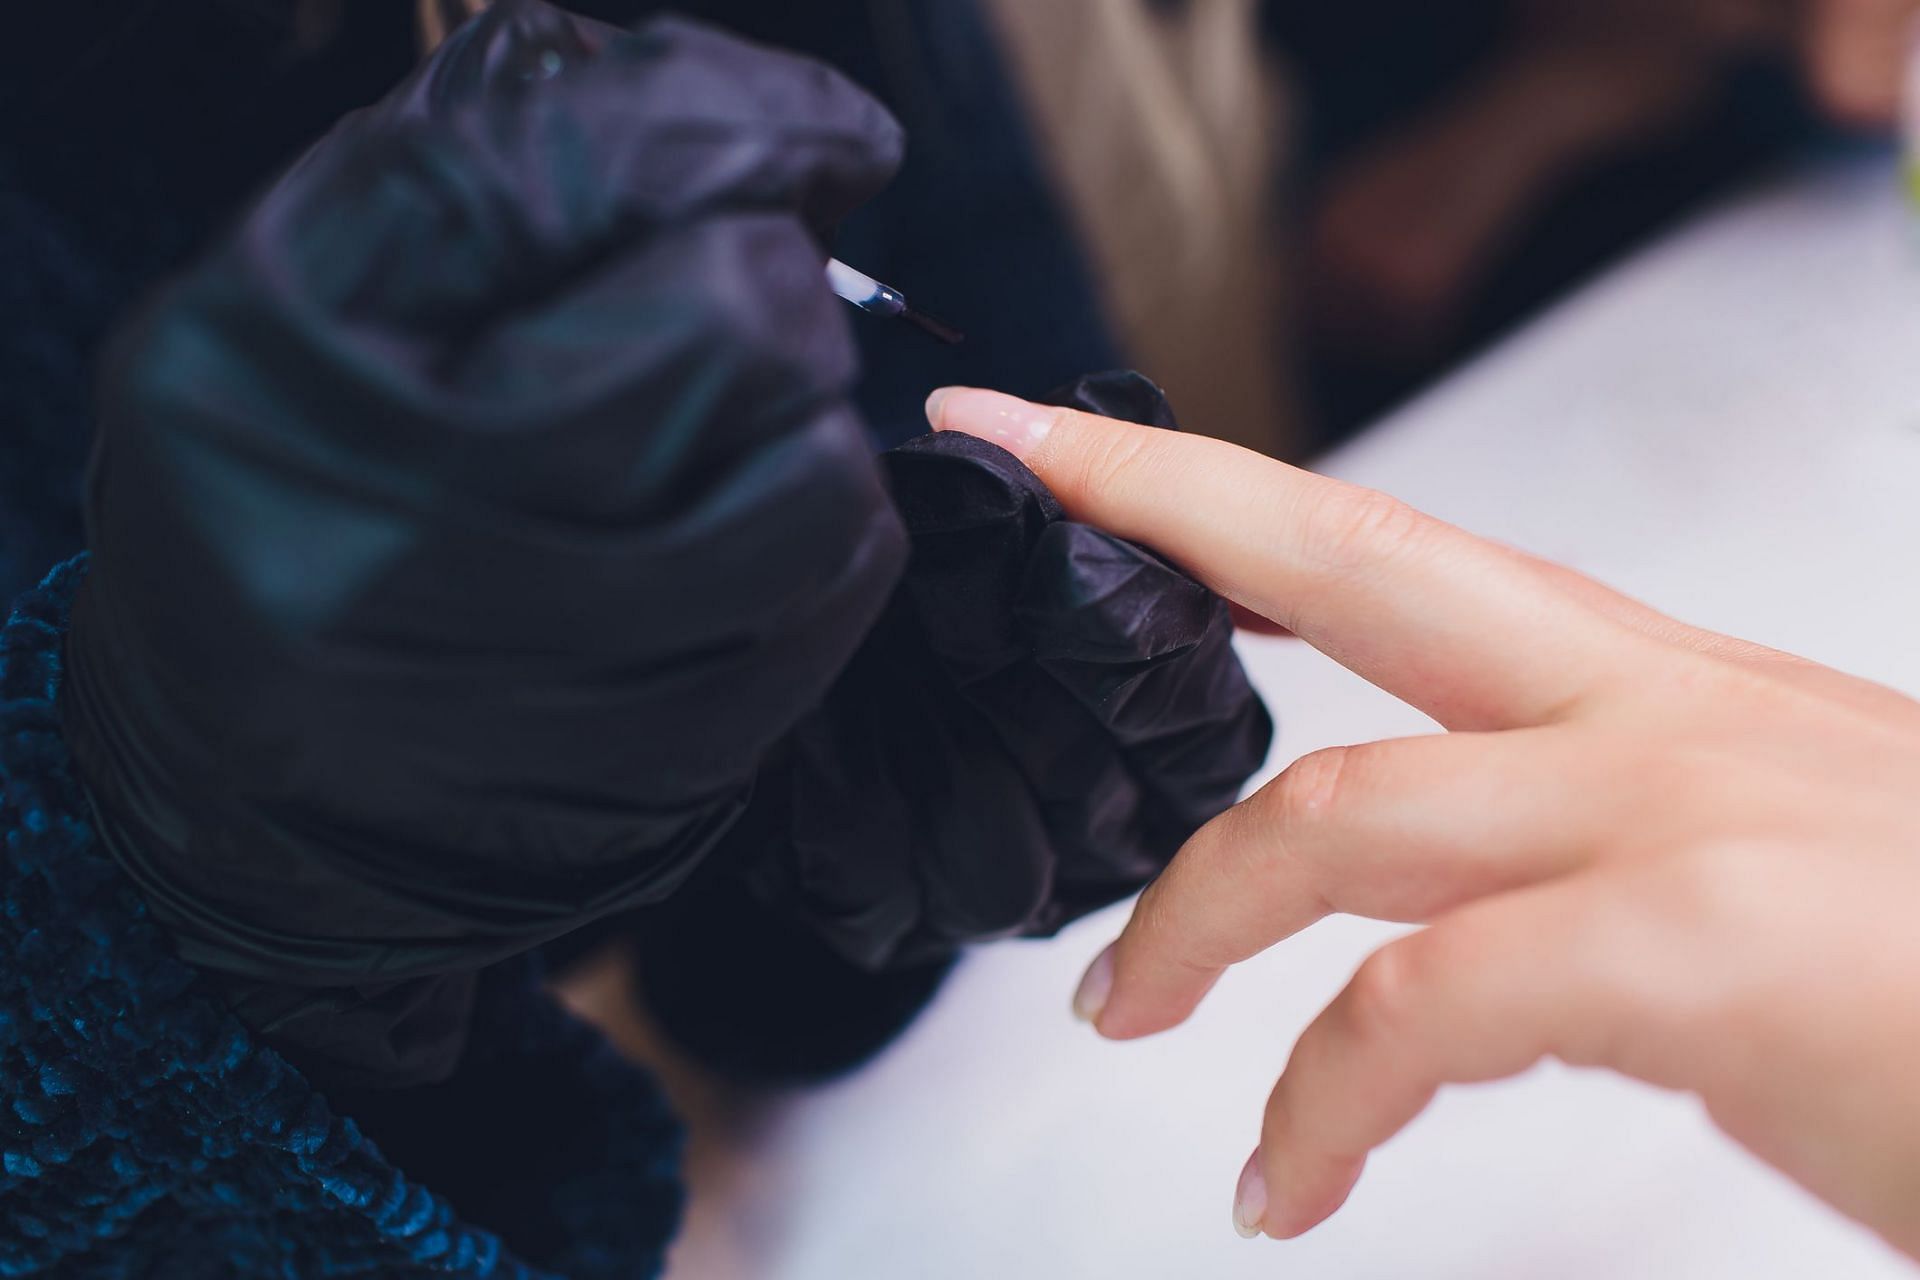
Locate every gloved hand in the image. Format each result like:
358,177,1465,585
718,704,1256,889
626,372,1273,1083
62,0,909,1085
739,372,1275,968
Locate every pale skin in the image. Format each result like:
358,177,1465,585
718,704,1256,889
924,386,1920,1259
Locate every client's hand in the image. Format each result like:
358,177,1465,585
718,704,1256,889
927,386,1920,1260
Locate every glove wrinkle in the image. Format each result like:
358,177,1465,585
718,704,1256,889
742,371,1274,970
64,5,909,1090
61,2,1272,1089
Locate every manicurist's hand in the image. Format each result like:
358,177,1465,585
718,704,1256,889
926,387,1920,1258
66,0,911,1023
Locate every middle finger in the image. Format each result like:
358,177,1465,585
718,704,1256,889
1088,727,1612,1040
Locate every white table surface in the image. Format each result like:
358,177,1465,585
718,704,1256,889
660,153,1920,1279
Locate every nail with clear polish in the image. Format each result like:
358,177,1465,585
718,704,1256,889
1072,942,1116,1025
1233,1149,1268,1240
925,387,1056,459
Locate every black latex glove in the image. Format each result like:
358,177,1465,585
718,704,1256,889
62,0,908,1085
624,372,1271,1085
737,372,1275,970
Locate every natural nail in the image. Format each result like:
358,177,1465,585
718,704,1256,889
923,386,952,428
924,387,1055,458
1072,942,1116,1025
1233,1149,1268,1240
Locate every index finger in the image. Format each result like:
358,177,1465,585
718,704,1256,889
926,388,1646,731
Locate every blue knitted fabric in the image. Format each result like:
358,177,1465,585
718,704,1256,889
0,559,684,1279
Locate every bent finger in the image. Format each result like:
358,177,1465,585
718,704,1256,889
1091,728,1612,1040
1244,877,1671,1239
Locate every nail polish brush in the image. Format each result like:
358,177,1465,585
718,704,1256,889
827,259,965,346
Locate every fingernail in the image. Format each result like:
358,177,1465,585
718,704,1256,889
1071,942,1116,1025
924,387,1055,459
923,387,953,429
1233,1149,1268,1240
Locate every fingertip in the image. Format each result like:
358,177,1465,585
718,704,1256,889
1089,999,1178,1042
1232,1149,1268,1239
1262,1146,1366,1240
1089,1008,1163,1042
1071,941,1116,1025
921,386,1056,459
1086,957,1222,1042
924,386,960,431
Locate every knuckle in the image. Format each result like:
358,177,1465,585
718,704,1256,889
1129,879,1185,950
1585,857,1752,1077
1059,418,1155,506
1341,940,1429,1050
1661,839,1769,933
1265,746,1359,834
1224,749,1361,913
1304,485,1435,578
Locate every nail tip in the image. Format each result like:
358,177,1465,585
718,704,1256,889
919,386,1054,456
923,387,951,428
1232,1148,1268,1243
1070,944,1116,1028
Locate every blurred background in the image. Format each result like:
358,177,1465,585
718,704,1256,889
497,0,1890,462
5,0,1914,605
518,0,1907,459
860,0,1902,456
